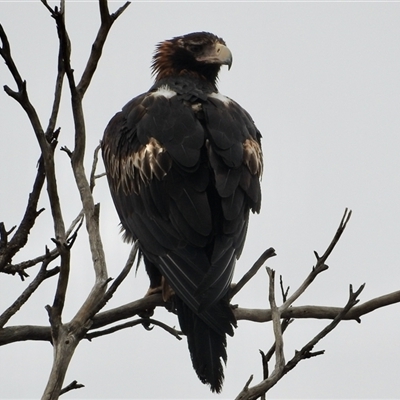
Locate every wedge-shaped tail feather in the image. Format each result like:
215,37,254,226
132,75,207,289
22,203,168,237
175,297,235,393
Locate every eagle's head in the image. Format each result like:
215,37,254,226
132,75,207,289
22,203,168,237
151,32,232,86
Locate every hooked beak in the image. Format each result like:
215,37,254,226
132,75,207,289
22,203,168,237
197,42,233,70
215,43,233,70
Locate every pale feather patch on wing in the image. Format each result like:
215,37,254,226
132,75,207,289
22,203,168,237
208,92,232,106
191,102,202,113
152,84,176,99
243,138,263,176
109,137,171,195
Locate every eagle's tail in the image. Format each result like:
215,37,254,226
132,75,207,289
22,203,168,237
175,296,235,393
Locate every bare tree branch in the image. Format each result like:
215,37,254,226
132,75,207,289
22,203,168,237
1,7,68,253
0,158,46,272
0,23,63,197
2,205,83,280
2,249,58,279
44,24,65,138
38,3,131,397
315,208,352,265
82,242,139,323
0,294,165,346
0,23,24,92
0,325,52,346
279,275,290,302
235,288,400,323
235,283,365,400
77,0,131,97
279,209,352,313
0,223,16,250
266,268,285,371
259,274,293,387
282,284,365,376
90,293,168,331
237,374,254,398
1,12,69,358
86,317,182,341
3,284,398,347
0,255,59,328
89,144,104,192
59,380,84,396
259,318,292,383
230,247,276,298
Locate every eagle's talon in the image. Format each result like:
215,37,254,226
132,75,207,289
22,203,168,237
144,286,162,297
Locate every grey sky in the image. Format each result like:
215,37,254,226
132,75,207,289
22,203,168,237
1,1,400,399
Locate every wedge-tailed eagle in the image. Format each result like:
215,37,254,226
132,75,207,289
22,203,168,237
102,31,262,393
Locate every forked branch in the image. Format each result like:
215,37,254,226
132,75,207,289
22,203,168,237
280,208,352,313
283,284,365,374
236,284,365,400
0,254,60,329
59,380,84,396
235,209,357,400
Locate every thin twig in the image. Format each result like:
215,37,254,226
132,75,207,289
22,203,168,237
0,158,46,272
231,247,276,298
0,222,15,250
59,380,84,396
1,13,68,249
279,275,290,302
45,19,65,138
236,375,254,400
89,144,103,192
279,209,352,313
85,317,182,341
3,248,59,278
0,24,24,91
3,205,84,279
0,255,59,328
83,242,139,321
77,0,131,97
314,208,352,265
65,211,84,240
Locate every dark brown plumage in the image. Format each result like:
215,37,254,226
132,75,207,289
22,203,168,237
102,32,262,393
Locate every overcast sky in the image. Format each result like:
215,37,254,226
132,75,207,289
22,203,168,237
1,1,400,399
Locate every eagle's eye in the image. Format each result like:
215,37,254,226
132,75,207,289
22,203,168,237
187,44,203,53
